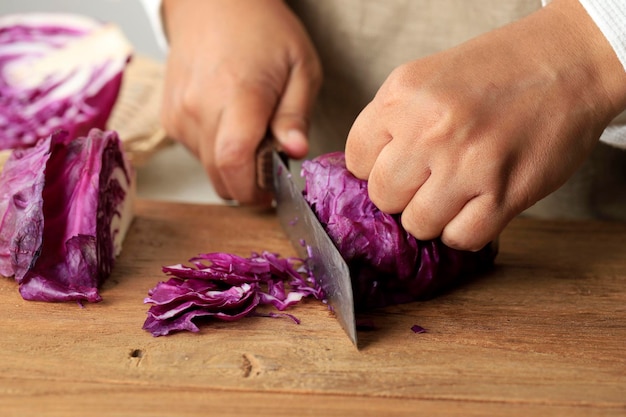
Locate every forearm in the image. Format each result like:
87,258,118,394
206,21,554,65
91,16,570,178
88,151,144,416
526,0,626,127
568,0,626,148
543,0,626,149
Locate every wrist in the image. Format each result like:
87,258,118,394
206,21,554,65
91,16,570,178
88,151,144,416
548,0,626,118
577,0,626,72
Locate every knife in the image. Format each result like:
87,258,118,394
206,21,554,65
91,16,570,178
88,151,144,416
257,140,357,347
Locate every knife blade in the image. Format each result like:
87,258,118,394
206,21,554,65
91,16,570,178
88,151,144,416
257,141,357,347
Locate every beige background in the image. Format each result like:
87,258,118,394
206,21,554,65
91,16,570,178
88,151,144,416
2,0,625,217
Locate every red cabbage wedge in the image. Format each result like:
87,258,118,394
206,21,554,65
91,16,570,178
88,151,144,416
0,13,132,150
0,129,134,302
301,151,497,311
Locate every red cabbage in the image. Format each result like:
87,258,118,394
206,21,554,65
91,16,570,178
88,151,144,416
301,151,497,310
0,128,134,302
0,13,132,150
142,152,496,336
143,251,324,337
411,324,427,334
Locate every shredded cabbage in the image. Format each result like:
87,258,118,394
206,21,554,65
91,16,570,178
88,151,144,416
143,252,324,336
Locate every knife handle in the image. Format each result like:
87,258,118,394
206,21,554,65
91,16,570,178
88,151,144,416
256,135,290,192
256,136,275,192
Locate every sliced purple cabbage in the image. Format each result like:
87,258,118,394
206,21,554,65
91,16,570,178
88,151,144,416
301,151,497,310
143,152,496,336
0,13,132,150
0,128,134,302
143,251,324,337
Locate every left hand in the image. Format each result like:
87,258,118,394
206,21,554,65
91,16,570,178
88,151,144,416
159,0,322,204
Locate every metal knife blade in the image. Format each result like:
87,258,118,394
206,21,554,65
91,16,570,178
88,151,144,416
262,148,357,347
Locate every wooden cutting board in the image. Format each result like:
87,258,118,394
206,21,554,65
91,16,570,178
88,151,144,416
1,199,625,417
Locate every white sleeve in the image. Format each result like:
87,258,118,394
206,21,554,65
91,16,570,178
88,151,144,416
138,0,168,52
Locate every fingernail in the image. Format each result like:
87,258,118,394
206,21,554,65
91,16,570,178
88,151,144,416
279,129,306,147
275,129,308,157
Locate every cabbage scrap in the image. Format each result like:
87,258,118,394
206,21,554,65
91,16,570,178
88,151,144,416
143,252,324,337
0,13,132,150
0,129,134,302
301,152,497,310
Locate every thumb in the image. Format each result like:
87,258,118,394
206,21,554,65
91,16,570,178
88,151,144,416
272,115,309,159
271,65,321,159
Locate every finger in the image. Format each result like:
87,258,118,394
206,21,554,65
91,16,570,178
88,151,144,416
366,138,431,214
195,112,232,200
440,194,508,251
162,84,232,199
214,89,275,204
345,102,393,180
167,107,231,200
271,62,321,159
399,175,473,241
160,75,199,155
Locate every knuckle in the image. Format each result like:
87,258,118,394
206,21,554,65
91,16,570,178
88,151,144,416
214,141,247,173
300,55,323,91
366,167,399,213
344,145,369,180
400,207,440,242
312,65,324,91
179,89,203,121
367,186,393,214
384,64,413,92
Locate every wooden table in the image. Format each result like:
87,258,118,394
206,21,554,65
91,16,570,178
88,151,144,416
1,200,625,417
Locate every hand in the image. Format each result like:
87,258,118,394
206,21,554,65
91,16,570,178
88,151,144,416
345,0,626,251
160,0,322,204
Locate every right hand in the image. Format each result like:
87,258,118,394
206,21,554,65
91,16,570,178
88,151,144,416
160,0,322,204
345,0,626,251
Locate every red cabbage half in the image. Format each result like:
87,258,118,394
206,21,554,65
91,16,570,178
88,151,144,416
0,128,134,302
301,152,497,310
0,13,132,150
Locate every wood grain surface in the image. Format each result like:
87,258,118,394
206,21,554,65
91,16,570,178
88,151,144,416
1,200,625,417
